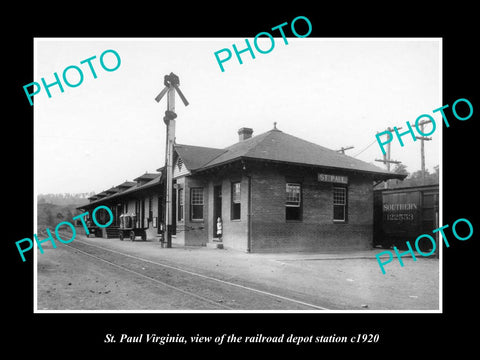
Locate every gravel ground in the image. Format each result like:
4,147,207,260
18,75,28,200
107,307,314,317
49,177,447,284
36,233,440,311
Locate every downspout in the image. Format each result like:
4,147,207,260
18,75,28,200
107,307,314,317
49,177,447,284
246,174,252,253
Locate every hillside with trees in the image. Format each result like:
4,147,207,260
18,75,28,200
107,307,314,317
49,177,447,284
375,164,439,189
37,192,94,229
37,192,95,206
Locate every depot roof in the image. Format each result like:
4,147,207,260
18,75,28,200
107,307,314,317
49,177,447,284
133,172,160,182
77,172,163,210
175,127,405,180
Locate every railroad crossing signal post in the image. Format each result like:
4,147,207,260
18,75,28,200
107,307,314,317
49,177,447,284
164,87,175,249
155,73,189,248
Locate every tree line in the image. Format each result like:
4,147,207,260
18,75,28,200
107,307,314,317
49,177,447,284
378,164,439,189
37,192,95,206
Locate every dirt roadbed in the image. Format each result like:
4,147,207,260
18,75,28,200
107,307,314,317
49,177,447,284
36,234,439,311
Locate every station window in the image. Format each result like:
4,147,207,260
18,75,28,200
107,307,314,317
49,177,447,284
231,182,241,220
286,182,302,221
333,187,347,222
177,188,184,221
190,187,204,221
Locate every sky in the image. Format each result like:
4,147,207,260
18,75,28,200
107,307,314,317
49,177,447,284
34,38,441,195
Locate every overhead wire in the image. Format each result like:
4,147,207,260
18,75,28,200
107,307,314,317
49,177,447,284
352,139,377,157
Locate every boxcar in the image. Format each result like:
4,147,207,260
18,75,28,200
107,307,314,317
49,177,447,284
373,184,439,249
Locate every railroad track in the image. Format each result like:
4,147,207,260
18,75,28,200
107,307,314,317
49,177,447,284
61,239,329,311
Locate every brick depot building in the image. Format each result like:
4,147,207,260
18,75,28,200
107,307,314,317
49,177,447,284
80,126,405,252
78,173,164,240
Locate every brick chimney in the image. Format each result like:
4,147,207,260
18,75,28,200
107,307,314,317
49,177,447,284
238,127,253,142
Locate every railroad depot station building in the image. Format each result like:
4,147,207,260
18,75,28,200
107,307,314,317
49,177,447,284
78,126,405,252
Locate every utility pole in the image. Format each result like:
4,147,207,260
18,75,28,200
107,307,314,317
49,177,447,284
375,127,402,188
336,145,354,155
416,119,432,185
154,73,189,248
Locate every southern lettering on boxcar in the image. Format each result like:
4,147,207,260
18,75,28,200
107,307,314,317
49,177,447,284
374,185,439,249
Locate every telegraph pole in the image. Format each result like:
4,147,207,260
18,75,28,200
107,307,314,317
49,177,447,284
416,119,432,185
375,127,402,188
155,73,189,248
336,145,354,155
